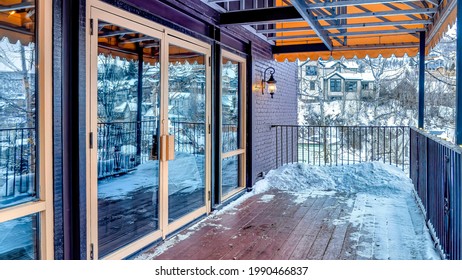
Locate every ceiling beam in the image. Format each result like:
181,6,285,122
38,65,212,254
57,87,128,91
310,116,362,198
267,28,426,40
208,0,240,3
219,6,302,25
313,8,437,20
257,19,430,33
99,30,134,38
273,42,419,54
307,0,422,9
424,0,439,6
0,23,34,36
120,36,157,44
0,3,35,12
273,43,329,54
292,0,332,50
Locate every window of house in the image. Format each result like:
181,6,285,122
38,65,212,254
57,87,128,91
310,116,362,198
0,0,53,260
309,81,315,90
362,82,369,90
305,66,317,76
330,79,341,92
345,81,357,92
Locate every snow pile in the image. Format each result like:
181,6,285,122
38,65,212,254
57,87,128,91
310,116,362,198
265,162,413,200
263,162,439,260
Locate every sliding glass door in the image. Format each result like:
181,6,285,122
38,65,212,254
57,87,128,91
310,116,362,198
88,5,211,259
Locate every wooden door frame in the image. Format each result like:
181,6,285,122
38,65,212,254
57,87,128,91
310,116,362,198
220,50,247,201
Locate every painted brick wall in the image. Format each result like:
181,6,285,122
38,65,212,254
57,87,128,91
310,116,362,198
251,51,299,183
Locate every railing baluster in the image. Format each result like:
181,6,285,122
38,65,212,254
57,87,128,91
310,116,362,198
335,127,338,166
275,126,278,169
302,127,305,163
359,127,362,163
291,127,294,164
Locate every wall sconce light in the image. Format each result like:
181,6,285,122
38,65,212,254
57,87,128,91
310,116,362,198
262,67,277,98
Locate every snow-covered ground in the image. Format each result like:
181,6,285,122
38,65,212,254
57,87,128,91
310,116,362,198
98,152,205,199
137,161,440,260
0,215,36,259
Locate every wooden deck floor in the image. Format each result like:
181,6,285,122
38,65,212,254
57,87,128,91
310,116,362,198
138,189,365,260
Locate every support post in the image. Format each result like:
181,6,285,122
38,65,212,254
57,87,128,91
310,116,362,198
418,31,425,129
212,28,222,206
456,6,462,144
136,46,143,164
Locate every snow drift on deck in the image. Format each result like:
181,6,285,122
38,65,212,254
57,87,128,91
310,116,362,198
262,162,440,259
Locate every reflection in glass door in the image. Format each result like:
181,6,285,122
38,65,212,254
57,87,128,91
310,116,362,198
221,51,246,200
95,21,161,258
90,7,211,259
167,43,208,223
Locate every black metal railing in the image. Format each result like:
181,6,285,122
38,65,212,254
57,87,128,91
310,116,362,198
97,120,212,179
271,125,410,171
410,127,462,260
170,121,206,155
222,123,238,153
0,128,36,199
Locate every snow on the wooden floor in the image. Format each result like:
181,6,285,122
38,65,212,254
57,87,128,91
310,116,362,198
136,162,440,260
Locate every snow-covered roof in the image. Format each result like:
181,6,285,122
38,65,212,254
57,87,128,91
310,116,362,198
128,102,137,112
144,108,158,117
170,92,191,99
114,103,127,113
321,60,359,69
222,95,236,107
325,71,375,82
360,72,375,82
381,69,404,80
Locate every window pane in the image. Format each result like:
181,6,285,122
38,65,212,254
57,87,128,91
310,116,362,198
330,79,341,92
96,22,161,257
168,44,206,222
222,155,240,197
346,81,357,92
222,58,239,153
0,214,39,260
0,1,38,209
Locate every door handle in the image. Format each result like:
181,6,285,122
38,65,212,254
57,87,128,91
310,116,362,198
161,135,175,161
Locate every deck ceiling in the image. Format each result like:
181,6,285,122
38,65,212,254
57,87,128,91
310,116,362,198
205,0,457,60
0,0,35,44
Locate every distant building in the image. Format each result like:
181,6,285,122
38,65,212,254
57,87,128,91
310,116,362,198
299,60,375,101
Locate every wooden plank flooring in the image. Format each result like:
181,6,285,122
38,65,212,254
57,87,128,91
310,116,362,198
139,189,362,260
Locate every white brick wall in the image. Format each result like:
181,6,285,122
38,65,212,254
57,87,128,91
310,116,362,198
251,57,298,183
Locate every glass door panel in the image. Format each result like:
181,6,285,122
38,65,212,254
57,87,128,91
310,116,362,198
221,54,245,199
167,44,206,222
96,21,161,257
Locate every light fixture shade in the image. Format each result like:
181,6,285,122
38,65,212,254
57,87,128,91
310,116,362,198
267,73,277,98
267,73,276,85
262,67,277,98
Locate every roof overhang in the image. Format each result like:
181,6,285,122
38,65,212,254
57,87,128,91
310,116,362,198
204,0,456,61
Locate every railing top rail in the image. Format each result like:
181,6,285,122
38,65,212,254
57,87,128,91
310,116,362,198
271,124,409,129
0,127,36,132
410,126,462,155
97,120,206,125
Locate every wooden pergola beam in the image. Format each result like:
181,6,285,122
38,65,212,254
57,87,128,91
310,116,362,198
219,6,302,25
